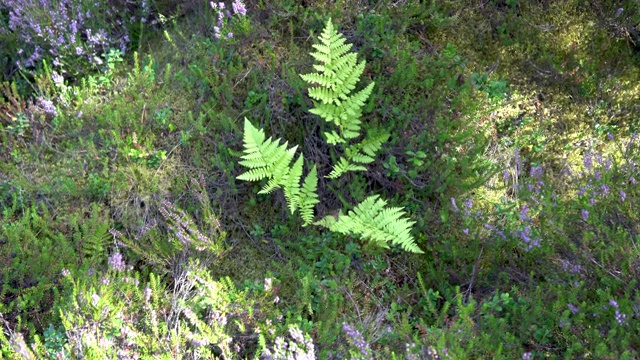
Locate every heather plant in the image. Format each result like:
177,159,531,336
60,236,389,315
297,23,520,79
341,322,373,360
115,176,226,274
2,1,640,359
209,0,249,40
1,0,149,81
260,325,316,360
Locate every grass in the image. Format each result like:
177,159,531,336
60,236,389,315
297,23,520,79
1,0,639,358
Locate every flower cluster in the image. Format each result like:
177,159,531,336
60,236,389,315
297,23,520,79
159,200,214,251
608,299,628,325
342,322,373,360
262,325,315,360
209,0,247,40
455,187,542,252
1,0,150,77
108,252,126,272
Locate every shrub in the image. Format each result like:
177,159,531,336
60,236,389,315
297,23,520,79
0,0,150,80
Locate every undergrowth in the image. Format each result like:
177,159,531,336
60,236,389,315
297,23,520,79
1,0,639,359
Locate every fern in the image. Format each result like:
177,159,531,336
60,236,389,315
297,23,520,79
327,157,367,179
301,19,387,178
236,21,422,253
74,204,111,263
327,132,389,179
315,195,423,253
237,118,298,186
237,118,319,226
301,19,374,146
297,165,320,226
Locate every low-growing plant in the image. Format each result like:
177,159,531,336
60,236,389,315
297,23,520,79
236,19,422,254
0,0,155,82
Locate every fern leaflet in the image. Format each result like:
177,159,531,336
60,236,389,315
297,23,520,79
301,19,375,146
316,195,422,253
297,165,319,226
237,119,318,225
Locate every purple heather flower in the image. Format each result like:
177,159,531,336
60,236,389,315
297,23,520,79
615,8,624,17
630,176,637,185
607,132,614,141
463,198,473,209
581,209,589,221
609,299,619,308
484,224,507,240
578,186,586,196
108,252,126,271
620,190,626,202
520,204,530,221
342,323,372,359
61,268,71,277
232,0,247,16
463,228,469,235
567,303,579,314
530,165,543,179
450,198,459,213
38,97,57,116
615,310,627,325
583,151,593,170
227,32,233,39
522,352,532,360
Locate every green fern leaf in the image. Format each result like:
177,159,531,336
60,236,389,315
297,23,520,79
301,19,375,145
319,195,423,253
327,157,366,179
259,146,297,194
360,132,390,156
283,155,304,214
238,118,300,188
297,165,319,226
323,130,346,145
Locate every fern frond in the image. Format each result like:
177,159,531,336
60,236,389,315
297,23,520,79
360,132,390,156
259,146,297,194
301,19,375,145
301,73,337,90
349,152,374,164
318,195,423,253
283,155,304,214
236,168,272,182
327,157,367,179
333,58,364,101
237,118,299,186
323,130,346,145
297,165,319,226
